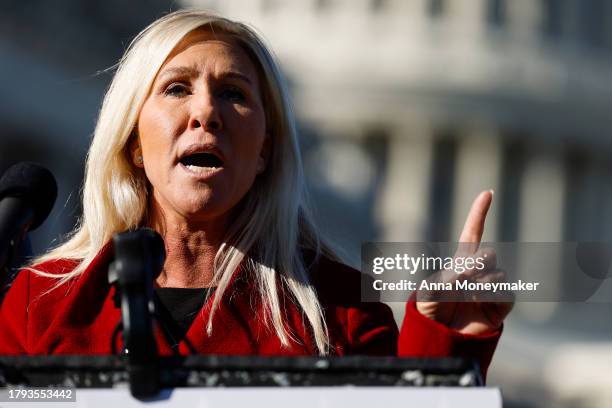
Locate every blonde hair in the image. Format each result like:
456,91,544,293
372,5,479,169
32,9,337,354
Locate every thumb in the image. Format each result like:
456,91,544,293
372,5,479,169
457,190,493,254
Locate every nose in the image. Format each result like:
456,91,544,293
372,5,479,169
188,90,222,132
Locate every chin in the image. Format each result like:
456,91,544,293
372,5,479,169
178,195,235,221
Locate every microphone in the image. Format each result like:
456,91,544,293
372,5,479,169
108,228,165,398
0,162,58,290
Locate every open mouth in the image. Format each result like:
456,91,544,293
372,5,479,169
179,152,224,171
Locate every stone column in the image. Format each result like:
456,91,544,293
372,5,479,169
450,127,502,242
376,121,433,242
447,0,487,37
506,0,543,41
516,150,565,321
519,152,564,241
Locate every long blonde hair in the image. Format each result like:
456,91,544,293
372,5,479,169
32,9,337,354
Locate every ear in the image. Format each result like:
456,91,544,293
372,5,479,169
129,132,144,168
257,132,272,174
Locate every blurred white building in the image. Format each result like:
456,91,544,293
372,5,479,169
179,1,612,407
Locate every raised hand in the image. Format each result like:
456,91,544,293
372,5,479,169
415,190,514,335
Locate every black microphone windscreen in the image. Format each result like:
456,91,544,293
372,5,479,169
0,162,58,230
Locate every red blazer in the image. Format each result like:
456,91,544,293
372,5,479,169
0,243,501,378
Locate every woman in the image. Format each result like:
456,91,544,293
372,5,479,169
0,10,510,378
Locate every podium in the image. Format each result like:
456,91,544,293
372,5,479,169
0,355,501,407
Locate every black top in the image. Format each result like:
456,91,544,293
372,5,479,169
153,287,214,347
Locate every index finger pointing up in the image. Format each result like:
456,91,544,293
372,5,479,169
458,190,494,247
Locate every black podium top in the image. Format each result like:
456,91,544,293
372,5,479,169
0,355,482,388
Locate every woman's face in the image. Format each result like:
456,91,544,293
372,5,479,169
136,30,268,225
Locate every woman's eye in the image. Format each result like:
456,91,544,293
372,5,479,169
219,87,246,102
163,83,189,97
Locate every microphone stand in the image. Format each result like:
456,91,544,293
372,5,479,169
108,228,165,399
0,225,33,305
0,236,32,304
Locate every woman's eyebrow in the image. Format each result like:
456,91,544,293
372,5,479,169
217,71,254,86
156,66,199,82
156,67,254,86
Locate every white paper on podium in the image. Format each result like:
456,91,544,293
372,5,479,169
0,387,502,407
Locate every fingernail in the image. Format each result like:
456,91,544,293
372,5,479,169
489,189,495,196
